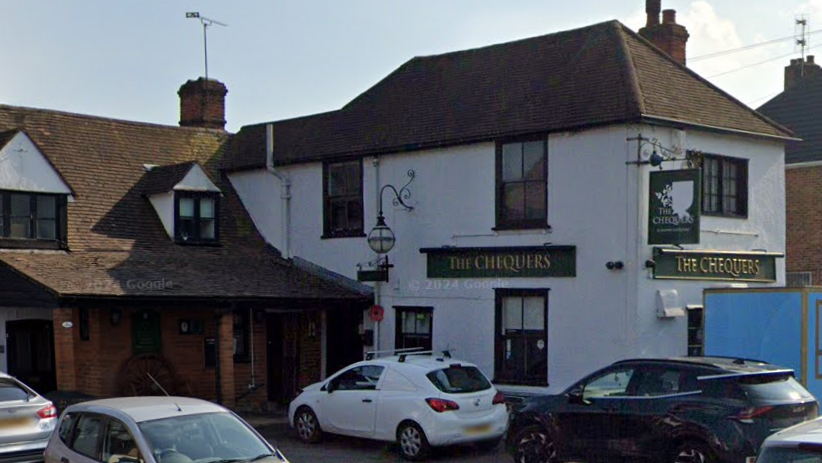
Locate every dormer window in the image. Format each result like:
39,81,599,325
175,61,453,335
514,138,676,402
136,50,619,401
0,130,73,250
142,162,222,245
0,191,67,249
176,193,218,243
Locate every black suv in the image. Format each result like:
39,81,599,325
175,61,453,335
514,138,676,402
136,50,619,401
506,357,818,463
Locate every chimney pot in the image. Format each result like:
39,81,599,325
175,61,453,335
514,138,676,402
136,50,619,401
646,0,661,26
809,55,816,64
178,78,228,130
662,9,677,24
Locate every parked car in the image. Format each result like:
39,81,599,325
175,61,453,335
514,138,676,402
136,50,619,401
506,357,819,463
0,372,58,463
757,416,822,462
288,351,508,460
44,396,289,463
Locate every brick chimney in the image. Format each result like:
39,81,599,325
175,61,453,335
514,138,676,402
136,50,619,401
785,56,822,90
638,0,690,65
178,78,228,130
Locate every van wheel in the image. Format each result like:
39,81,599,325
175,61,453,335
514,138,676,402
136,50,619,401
294,407,322,443
670,440,716,463
514,425,558,463
397,421,430,461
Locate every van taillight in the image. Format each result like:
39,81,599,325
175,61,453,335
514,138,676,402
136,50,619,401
492,392,505,405
426,398,460,413
728,406,774,423
37,404,57,419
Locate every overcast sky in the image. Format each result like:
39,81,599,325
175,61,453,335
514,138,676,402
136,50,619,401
0,1,819,132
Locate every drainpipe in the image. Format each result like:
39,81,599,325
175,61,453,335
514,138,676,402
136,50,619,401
266,123,292,259
214,311,222,404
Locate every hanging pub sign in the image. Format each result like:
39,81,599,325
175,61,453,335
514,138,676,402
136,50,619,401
420,246,576,278
648,169,701,245
652,248,782,282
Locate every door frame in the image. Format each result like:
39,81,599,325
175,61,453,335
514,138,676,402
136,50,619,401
494,288,549,386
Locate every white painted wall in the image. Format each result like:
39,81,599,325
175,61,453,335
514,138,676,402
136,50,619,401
230,123,786,393
0,132,72,194
148,192,175,238
0,307,54,373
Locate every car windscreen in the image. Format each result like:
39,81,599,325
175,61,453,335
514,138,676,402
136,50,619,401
736,374,813,404
0,379,31,402
426,366,491,394
756,445,822,463
138,412,274,462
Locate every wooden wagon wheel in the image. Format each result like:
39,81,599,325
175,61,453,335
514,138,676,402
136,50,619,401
117,354,179,396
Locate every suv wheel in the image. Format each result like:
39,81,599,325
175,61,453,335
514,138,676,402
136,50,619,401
514,425,558,463
397,421,430,461
670,440,715,463
295,407,322,443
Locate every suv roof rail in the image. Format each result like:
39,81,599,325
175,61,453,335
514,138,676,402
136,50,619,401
364,347,424,361
702,355,770,365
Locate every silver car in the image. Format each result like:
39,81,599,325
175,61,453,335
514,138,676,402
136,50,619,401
43,397,288,463
0,372,58,463
757,416,822,462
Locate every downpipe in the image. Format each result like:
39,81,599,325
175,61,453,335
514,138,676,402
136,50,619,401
266,123,292,259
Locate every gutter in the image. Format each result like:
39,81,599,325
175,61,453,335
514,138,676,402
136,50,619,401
266,123,292,259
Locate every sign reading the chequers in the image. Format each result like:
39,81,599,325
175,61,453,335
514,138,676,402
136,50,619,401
420,246,576,278
652,248,782,282
648,169,701,245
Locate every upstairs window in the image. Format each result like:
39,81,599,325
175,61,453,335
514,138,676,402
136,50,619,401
496,139,547,229
0,191,66,249
323,160,364,238
175,193,218,244
701,154,748,218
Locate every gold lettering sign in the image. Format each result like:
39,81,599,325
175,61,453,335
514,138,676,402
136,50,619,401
653,249,779,283
423,246,575,279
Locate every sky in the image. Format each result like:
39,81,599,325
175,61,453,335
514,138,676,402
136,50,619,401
0,1,820,132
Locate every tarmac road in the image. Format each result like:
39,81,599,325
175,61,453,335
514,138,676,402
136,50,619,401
258,422,507,463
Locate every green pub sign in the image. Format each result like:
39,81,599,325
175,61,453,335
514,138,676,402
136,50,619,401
652,248,781,282
421,246,576,278
648,169,701,245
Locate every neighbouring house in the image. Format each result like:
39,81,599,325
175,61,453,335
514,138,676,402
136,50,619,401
0,78,371,409
222,0,793,394
758,57,822,290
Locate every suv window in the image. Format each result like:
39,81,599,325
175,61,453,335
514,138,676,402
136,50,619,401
71,414,105,459
636,369,684,397
738,374,813,403
583,367,635,399
757,445,822,463
427,366,491,394
0,379,30,401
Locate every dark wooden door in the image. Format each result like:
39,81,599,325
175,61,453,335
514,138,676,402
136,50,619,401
6,319,56,393
266,314,299,403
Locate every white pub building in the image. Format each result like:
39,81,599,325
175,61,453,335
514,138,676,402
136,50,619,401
222,6,792,393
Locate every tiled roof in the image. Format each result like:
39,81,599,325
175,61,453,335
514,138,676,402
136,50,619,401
0,104,367,300
758,79,822,164
141,162,197,196
222,20,791,170
0,250,361,299
0,130,16,150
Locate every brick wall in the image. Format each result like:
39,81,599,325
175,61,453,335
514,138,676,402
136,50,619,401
53,308,76,391
786,166,822,283
233,315,267,410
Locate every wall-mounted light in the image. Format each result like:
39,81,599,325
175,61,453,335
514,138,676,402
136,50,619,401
645,259,656,269
606,261,624,270
367,170,416,271
110,308,122,326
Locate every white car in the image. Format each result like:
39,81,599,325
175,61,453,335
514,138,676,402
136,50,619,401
756,415,822,462
288,351,508,460
44,396,289,463
0,372,57,463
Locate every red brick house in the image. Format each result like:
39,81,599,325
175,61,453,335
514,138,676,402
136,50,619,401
758,58,822,286
0,78,371,409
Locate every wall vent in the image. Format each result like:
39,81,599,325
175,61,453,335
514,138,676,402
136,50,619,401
787,271,813,287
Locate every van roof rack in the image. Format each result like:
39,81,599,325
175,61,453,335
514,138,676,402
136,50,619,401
364,347,424,361
398,349,453,363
